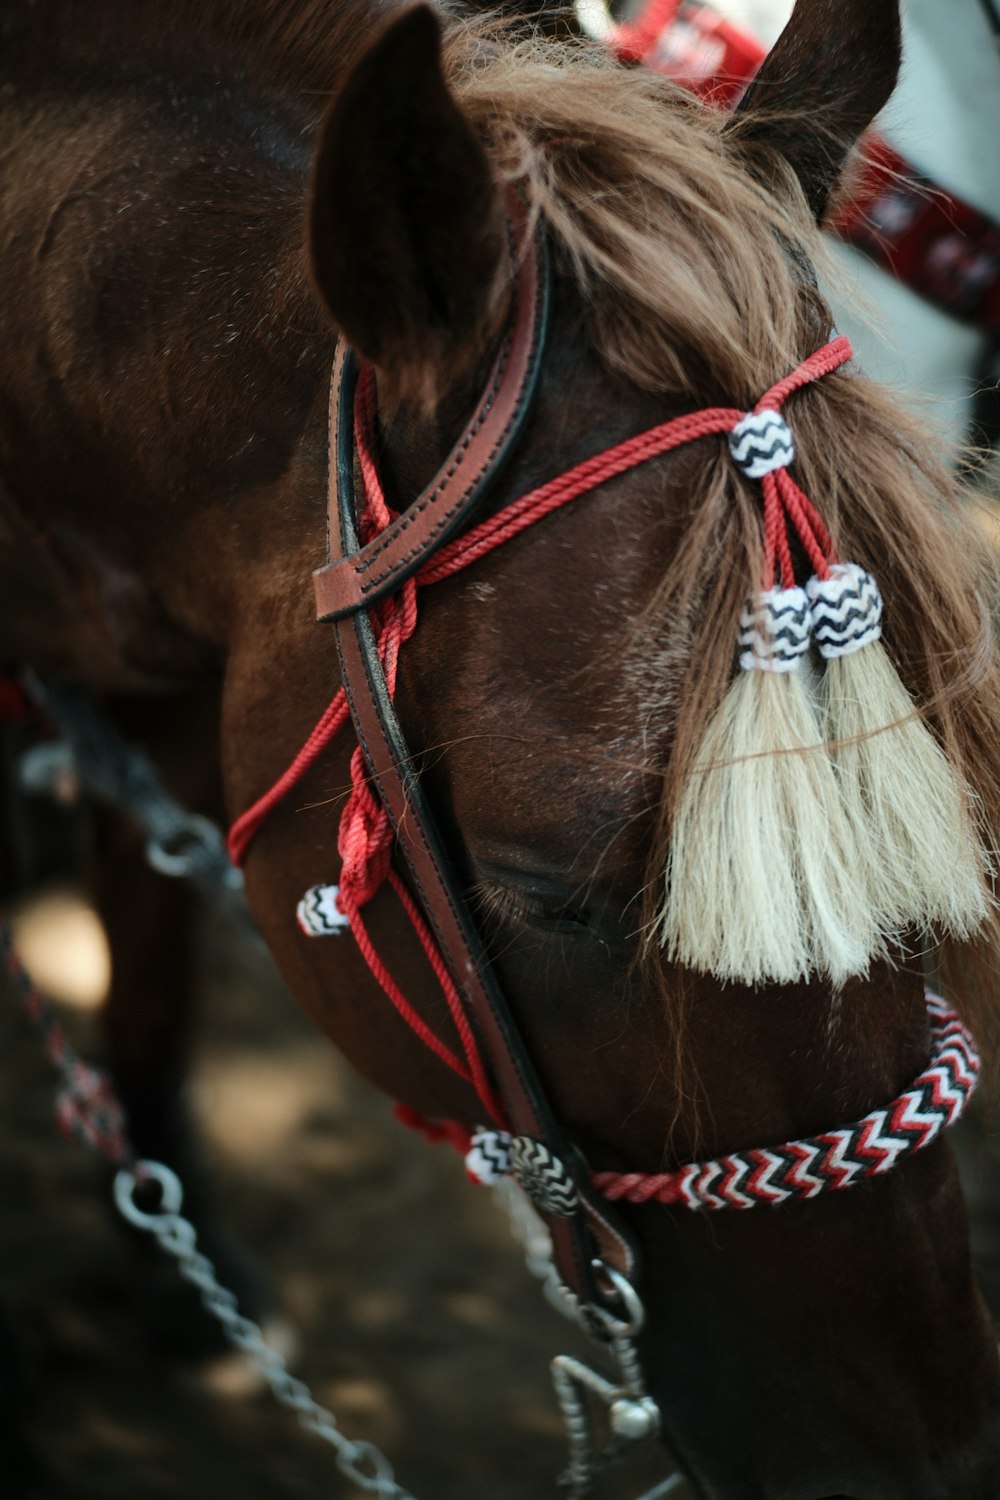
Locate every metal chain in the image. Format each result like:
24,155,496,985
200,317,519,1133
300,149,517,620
114,1161,417,1500
3,918,415,1499
20,674,244,900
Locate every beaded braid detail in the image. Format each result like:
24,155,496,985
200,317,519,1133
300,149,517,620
456,994,980,1210
724,335,885,667
592,994,978,1210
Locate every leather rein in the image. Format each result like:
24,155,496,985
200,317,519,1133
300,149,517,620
312,202,636,1312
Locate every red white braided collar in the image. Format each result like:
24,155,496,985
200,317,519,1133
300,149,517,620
460,993,979,1211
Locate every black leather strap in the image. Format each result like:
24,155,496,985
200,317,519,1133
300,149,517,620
322,220,638,1309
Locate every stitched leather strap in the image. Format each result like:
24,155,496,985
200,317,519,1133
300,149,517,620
323,225,637,1308
313,196,549,621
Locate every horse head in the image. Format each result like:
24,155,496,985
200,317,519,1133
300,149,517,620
6,0,998,1492
238,0,1000,1492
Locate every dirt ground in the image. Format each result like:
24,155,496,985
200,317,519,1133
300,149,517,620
0,889,686,1500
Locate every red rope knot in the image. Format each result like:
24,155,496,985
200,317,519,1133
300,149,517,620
728,335,855,656
337,745,394,912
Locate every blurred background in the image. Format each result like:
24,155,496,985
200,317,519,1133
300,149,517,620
0,885,684,1500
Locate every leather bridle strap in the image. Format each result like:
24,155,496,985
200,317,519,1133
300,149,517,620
318,209,637,1311
314,203,545,621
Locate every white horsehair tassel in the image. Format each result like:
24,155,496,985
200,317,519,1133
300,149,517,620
811,566,992,941
661,648,883,987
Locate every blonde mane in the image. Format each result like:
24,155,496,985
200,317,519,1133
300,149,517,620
76,1,1000,1030
445,24,1000,1039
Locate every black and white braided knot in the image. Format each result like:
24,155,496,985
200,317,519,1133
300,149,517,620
738,586,811,673
509,1137,581,1216
465,1127,513,1185
728,410,795,479
296,883,350,936
465,1133,582,1216
806,563,883,659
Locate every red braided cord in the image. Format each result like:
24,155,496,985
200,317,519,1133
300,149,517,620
336,883,473,1083
777,468,834,562
761,471,796,591
420,407,740,587
749,337,850,588
755,335,852,412
356,367,393,534
229,337,851,1124
388,870,506,1127
227,691,350,865
229,408,740,864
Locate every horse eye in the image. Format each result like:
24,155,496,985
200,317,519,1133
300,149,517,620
471,880,591,936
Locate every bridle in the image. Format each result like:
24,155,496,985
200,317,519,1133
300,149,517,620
230,198,982,1337
313,198,637,1312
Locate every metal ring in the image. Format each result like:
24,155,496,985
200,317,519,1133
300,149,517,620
114,1159,184,1228
146,814,225,878
589,1262,646,1337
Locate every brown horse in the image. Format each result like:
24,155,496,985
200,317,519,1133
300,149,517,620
4,0,1000,1493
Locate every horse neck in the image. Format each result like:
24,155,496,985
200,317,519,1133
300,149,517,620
0,10,349,690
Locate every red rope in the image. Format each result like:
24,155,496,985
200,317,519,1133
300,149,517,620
229,337,852,1126
420,407,740,586
755,335,852,412
227,692,350,865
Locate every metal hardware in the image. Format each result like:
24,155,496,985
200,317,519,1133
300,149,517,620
496,1181,680,1499
114,1160,416,1500
21,674,244,900
550,1266,661,1498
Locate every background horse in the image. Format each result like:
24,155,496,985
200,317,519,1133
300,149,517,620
4,0,1000,1495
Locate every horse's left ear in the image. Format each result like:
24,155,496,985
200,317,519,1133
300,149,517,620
727,0,901,222
307,3,506,406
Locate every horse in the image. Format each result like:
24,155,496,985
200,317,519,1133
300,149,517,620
5,0,1000,1494
587,0,1000,452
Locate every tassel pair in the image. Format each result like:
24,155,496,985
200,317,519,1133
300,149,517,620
660,399,991,988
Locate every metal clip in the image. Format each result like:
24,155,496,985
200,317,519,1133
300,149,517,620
551,1265,665,1498
145,812,242,890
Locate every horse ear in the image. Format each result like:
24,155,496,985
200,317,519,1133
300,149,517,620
307,3,506,406
727,0,901,222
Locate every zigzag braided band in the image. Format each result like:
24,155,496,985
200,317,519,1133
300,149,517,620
738,585,811,673
594,994,977,1210
465,994,978,1211
806,562,883,660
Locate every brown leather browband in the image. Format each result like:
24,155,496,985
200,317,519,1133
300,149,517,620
316,197,638,1311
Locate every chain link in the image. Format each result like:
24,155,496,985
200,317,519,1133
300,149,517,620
21,675,244,899
114,1162,417,1500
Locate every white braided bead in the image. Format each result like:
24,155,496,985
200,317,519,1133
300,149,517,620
296,884,350,936
728,410,795,479
806,563,883,659
465,1128,513,1185
738,586,811,673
